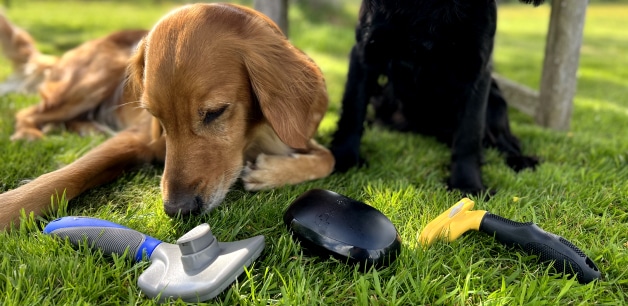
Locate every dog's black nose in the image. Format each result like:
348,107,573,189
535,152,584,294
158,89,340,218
163,195,203,217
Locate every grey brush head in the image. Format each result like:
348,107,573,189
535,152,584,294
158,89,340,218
138,224,265,302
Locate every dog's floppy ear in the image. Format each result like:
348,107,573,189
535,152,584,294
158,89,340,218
242,29,328,150
124,38,146,104
126,39,164,144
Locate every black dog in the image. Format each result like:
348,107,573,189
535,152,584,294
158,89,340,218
331,0,542,195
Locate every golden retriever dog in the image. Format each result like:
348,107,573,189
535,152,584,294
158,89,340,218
11,31,149,140
1,11,148,139
0,11,57,95
0,3,334,229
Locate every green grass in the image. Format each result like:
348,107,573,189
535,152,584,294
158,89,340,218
1,1,628,304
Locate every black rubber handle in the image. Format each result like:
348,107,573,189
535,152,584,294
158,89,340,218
479,213,600,284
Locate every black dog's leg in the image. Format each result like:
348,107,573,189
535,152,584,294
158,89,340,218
447,70,492,195
485,79,539,171
331,46,379,172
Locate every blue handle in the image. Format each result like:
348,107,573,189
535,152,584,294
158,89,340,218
43,216,162,262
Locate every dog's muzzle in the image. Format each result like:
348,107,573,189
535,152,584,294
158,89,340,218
163,195,204,217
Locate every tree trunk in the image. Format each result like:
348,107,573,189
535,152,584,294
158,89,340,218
536,0,588,130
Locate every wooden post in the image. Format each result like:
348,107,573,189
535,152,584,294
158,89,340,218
254,0,289,37
535,0,587,130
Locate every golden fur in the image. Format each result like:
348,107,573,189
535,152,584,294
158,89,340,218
0,3,334,229
11,29,148,140
0,11,57,95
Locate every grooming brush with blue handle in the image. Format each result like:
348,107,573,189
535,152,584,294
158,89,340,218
44,216,265,302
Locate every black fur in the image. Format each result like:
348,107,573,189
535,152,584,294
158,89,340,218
331,0,541,195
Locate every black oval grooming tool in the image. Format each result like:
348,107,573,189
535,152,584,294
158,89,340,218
283,189,401,267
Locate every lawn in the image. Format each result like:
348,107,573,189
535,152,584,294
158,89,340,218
1,1,627,305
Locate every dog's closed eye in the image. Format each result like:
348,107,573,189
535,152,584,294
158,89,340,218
202,106,228,125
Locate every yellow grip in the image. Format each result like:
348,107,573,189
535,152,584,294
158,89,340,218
418,198,487,247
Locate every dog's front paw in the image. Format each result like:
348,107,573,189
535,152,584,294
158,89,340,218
447,178,489,197
447,161,491,197
10,128,44,141
330,141,365,172
506,155,540,172
241,154,277,191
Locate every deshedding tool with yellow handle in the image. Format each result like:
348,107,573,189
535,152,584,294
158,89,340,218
419,198,601,284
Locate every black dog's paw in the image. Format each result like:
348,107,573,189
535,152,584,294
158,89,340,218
447,161,494,199
331,146,367,173
446,173,486,196
446,179,495,200
330,137,366,173
506,155,540,172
